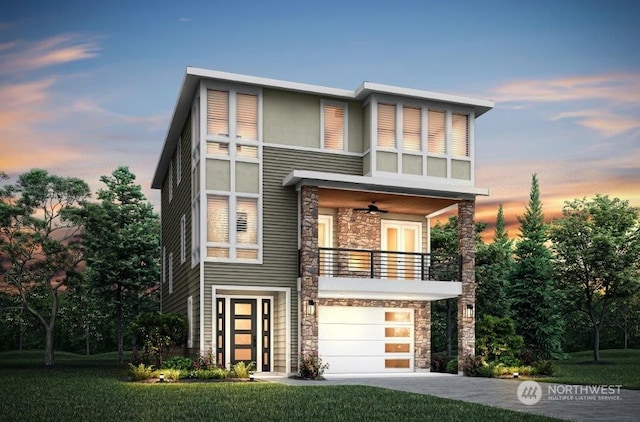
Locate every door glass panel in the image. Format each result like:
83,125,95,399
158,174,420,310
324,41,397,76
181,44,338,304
234,303,252,315
385,327,410,337
385,312,411,322
234,319,252,330
234,334,252,344
385,359,410,368
385,343,411,353
234,349,252,361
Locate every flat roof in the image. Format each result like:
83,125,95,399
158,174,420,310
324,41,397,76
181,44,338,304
152,68,494,189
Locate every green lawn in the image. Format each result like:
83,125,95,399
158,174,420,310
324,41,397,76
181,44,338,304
0,351,555,422
542,349,640,390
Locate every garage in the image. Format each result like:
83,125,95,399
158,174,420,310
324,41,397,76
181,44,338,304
318,306,414,374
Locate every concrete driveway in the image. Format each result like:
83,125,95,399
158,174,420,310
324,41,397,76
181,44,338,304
258,373,640,421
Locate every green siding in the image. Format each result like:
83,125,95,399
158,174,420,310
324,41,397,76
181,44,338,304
452,159,471,180
377,151,398,172
427,156,447,178
161,112,202,350
263,89,320,148
347,101,363,154
402,154,423,175
203,146,362,366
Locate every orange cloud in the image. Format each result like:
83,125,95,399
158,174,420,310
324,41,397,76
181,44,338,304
551,109,640,138
0,33,100,75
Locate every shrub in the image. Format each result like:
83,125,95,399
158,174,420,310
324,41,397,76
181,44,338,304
476,315,524,365
445,359,458,374
161,356,193,371
299,353,329,379
461,354,483,377
190,368,228,379
475,363,495,378
193,349,217,370
430,352,449,373
533,360,555,376
152,368,183,381
231,361,255,378
128,363,154,381
130,312,187,367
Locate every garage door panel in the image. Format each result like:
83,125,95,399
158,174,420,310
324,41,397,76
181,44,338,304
317,306,414,374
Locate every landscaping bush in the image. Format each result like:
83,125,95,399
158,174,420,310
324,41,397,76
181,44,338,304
231,361,255,378
153,368,183,381
189,368,228,379
128,363,154,381
475,363,495,378
430,352,449,373
299,353,329,379
533,359,555,376
161,356,193,371
193,349,217,370
461,354,483,377
130,312,187,367
445,358,458,374
476,315,524,365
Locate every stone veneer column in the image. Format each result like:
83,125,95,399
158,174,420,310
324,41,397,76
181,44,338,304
300,186,319,357
457,200,476,371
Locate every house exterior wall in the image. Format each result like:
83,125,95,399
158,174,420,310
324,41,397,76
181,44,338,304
458,199,476,369
160,112,201,353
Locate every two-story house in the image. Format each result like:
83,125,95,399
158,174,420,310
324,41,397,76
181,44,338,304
151,68,493,375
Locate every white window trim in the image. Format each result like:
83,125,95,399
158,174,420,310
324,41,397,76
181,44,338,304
320,99,348,152
162,246,166,284
168,160,173,202
187,296,193,348
191,197,201,268
168,252,173,294
180,214,186,264
176,137,182,186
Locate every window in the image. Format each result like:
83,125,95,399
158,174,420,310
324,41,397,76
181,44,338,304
207,90,229,137
207,196,229,244
236,198,258,246
428,110,445,154
322,102,346,150
176,138,182,185
207,89,258,140
168,161,173,202
236,212,247,232
168,252,173,294
403,106,421,151
236,93,258,140
180,214,186,264
451,113,469,157
377,103,396,148
191,198,200,267
162,246,166,284
187,296,193,348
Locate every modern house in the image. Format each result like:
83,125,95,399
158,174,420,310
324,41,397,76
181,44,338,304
151,67,493,375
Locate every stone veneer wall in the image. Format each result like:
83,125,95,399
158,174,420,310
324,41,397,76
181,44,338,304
457,200,476,370
300,186,319,356
335,208,381,277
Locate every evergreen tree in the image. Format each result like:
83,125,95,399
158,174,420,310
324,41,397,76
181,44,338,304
476,204,514,318
509,174,564,361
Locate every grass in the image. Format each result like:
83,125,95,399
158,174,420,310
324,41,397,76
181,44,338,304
541,349,640,390
0,350,556,422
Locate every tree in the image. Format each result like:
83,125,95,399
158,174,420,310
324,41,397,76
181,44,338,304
476,204,514,318
550,195,640,362
509,174,564,361
76,167,160,363
0,169,90,365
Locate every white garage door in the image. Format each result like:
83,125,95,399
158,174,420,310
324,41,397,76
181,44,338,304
318,306,414,374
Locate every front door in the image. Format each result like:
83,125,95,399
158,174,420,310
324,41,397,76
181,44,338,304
230,299,257,365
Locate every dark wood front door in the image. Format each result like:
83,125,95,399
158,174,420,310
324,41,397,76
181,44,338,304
230,299,257,365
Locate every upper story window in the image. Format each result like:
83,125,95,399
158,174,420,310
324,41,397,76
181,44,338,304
403,106,421,152
322,101,347,151
428,110,445,154
207,89,258,141
451,113,469,157
377,103,396,148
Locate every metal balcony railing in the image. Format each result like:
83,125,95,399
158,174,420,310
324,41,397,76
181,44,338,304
299,247,460,281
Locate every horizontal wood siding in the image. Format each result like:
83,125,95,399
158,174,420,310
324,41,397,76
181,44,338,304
203,146,362,359
161,112,202,350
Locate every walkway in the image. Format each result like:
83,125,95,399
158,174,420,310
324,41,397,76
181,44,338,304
257,373,640,421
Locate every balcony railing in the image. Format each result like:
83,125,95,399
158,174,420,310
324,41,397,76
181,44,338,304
300,247,460,281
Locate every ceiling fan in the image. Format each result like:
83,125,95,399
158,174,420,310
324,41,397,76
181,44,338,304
354,201,388,214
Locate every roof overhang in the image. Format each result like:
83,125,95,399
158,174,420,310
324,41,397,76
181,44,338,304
283,170,489,201
152,67,494,189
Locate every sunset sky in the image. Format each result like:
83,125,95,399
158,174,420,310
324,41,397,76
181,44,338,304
1,1,638,238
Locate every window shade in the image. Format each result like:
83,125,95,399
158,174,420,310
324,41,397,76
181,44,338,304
237,93,258,140
377,103,396,148
451,113,469,157
403,106,421,151
236,198,258,245
428,110,445,154
207,196,229,243
323,104,344,150
207,90,229,136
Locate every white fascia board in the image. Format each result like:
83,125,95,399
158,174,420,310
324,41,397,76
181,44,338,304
318,277,462,301
282,170,490,199
187,67,354,99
